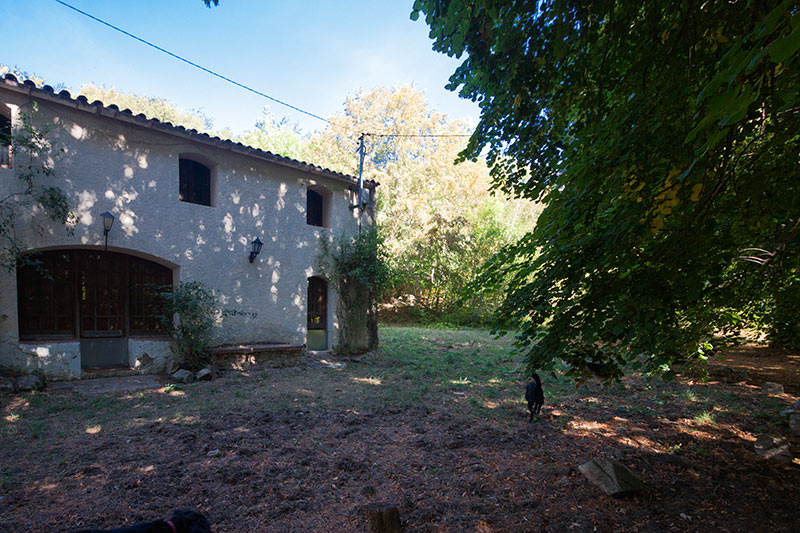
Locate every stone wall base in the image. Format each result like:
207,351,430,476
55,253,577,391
210,344,304,370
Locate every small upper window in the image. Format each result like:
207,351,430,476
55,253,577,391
179,158,211,206
307,189,324,227
307,186,331,228
0,112,10,168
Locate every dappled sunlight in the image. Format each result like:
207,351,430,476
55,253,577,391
317,358,346,369
76,190,98,226
118,209,138,236
351,376,382,386
276,182,287,210
0,326,796,532
85,425,101,434
69,123,86,140
112,133,127,150
222,213,235,238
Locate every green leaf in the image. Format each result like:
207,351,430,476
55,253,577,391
768,25,800,63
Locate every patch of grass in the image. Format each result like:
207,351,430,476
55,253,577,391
28,421,45,439
665,443,683,454
692,411,715,425
678,389,698,402
28,391,46,408
44,398,79,414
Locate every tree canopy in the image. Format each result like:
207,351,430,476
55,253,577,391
307,86,538,321
79,84,215,133
412,1,800,378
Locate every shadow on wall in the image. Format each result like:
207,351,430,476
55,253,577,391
7,101,355,348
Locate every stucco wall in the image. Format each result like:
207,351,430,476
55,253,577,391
0,89,373,377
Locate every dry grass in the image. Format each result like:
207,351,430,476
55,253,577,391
1,327,798,532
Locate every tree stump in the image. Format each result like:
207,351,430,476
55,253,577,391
360,502,402,533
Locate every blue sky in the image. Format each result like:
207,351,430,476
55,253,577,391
0,0,478,135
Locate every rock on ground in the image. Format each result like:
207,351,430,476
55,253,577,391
171,369,195,384
17,374,45,391
578,457,645,497
195,368,214,381
754,434,792,463
761,382,784,395
789,414,800,437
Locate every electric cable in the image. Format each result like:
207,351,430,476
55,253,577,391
54,1,476,140
54,0,331,124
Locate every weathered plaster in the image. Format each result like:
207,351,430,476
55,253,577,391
0,85,374,378
128,339,173,373
15,341,81,379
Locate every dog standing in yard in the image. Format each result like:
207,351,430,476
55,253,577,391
526,373,544,421
71,509,210,533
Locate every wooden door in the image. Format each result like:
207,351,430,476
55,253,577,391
307,276,327,350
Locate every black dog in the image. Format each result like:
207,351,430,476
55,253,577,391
525,373,544,421
72,510,210,533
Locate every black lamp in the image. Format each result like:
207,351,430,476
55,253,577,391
101,211,115,250
249,237,263,263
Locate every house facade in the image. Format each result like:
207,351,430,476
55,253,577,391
0,75,376,380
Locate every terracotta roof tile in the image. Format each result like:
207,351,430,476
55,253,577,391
0,75,377,187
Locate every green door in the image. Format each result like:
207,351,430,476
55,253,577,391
307,277,327,350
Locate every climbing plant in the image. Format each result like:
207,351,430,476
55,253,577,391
319,227,389,354
0,105,75,272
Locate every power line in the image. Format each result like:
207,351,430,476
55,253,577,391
53,1,478,139
364,133,472,138
54,0,331,124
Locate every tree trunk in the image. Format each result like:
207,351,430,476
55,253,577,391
360,502,402,533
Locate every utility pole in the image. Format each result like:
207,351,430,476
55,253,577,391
356,133,366,233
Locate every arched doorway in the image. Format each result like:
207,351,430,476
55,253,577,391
307,276,328,350
16,249,173,368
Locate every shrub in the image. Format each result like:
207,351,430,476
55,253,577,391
160,281,218,371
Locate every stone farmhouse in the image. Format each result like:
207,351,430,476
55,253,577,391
0,74,376,380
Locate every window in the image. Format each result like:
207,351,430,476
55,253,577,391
0,112,10,168
129,256,172,335
179,158,211,206
307,189,324,226
17,252,75,338
307,186,330,227
16,250,172,339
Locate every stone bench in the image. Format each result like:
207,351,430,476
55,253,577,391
209,343,304,369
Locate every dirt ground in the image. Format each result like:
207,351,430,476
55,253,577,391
1,329,798,532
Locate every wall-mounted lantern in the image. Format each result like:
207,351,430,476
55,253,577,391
249,237,263,263
101,211,115,251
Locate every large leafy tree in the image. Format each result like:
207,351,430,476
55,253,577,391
308,86,538,318
412,1,800,377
